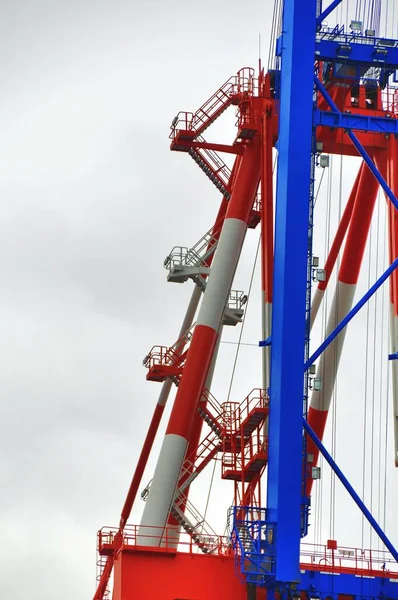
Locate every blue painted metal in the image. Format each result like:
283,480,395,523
315,76,398,212
314,108,398,134
259,336,272,347
301,137,317,539
316,0,343,26
305,256,398,371
231,507,276,586
231,506,398,592
389,352,398,360
315,37,398,70
299,570,398,597
261,0,398,593
303,419,398,562
267,0,317,584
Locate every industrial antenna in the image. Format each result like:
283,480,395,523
92,0,398,598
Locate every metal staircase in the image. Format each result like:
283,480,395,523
231,507,276,586
170,493,220,554
188,136,232,198
164,226,219,282
140,388,272,563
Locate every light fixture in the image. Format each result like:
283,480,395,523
312,466,321,480
320,155,330,168
350,20,363,32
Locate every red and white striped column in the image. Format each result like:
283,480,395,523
164,332,222,548
307,162,379,494
310,163,363,328
119,284,202,530
138,135,261,545
164,191,232,544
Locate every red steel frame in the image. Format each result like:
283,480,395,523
92,66,398,600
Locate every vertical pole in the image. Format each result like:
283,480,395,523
138,136,261,544
266,0,317,583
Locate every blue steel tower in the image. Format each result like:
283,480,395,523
92,1,398,599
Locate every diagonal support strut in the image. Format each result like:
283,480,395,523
303,419,398,562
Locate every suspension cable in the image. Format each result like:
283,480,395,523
361,187,373,550
369,187,381,548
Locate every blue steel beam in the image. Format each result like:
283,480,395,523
305,256,398,370
267,0,317,584
315,77,398,212
316,0,344,27
300,570,398,596
315,38,398,69
303,419,398,562
314,108,398,134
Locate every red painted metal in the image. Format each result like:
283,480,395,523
318,164,362,293
96,526,398,600
92,67,398,599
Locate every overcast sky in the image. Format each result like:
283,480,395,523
1,1,397,599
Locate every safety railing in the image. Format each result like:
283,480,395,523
96,555,111,597
170,68,258,139
236,388,269,428
164,227,219,272
98,524,232,556
228,290,248,312
96,525,398,577
142,345,179,370
201,387,224,420
222,451,243,476
221,401,240,433
170,111,194,136
316,25,397,48
300,542,398,576
221,388,268,433
143,324,194,371
241,430,268,465
382,86,398,115
177,430,222,494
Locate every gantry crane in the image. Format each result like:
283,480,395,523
92,1,398,598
